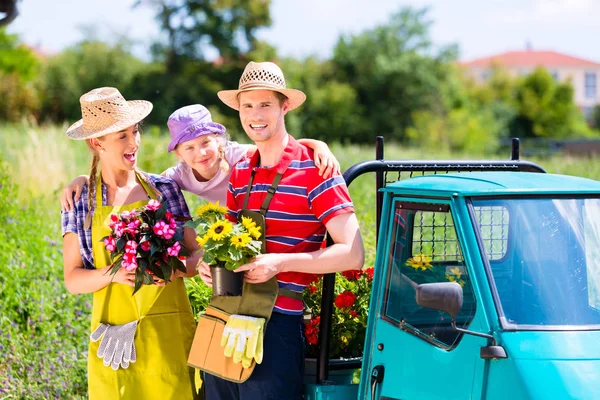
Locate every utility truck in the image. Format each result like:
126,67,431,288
305,138,600,399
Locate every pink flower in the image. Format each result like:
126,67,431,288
140,241,151,252
103,236,117,253
125,240,138,255
167,242,181,257
114,221,126,238
108,214,119,229
153,220,175,240
120,210,132,220
165,211,177,229
146,199,161,211
124,219,141,235
122,253,138,271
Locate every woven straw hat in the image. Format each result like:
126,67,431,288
217,61,306,111
66,87,153,140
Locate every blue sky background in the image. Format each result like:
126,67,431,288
8,0,600,62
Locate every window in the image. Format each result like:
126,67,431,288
585,72,597,99
550,70,559,81
383,201,477,348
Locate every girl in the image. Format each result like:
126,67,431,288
61,87,201,399
61,104,340,209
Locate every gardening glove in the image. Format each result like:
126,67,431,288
90,320,138,370
241,317,264,368
221,315,265,368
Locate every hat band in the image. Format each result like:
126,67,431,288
238,82,286,91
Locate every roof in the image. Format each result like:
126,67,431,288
462,51,600,69
383,172,600,197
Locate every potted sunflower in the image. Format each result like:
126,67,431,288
185,202,262,296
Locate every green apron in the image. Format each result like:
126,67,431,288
89,173,199,399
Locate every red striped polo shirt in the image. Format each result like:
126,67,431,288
227,135,354,315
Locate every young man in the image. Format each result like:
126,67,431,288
199,61,364,400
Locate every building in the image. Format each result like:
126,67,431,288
462,49,600,119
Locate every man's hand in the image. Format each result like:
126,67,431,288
198,261,212,286
234,254,285,284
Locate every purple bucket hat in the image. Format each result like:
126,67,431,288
167,104,226,152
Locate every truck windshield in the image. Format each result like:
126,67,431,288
470,197,600,330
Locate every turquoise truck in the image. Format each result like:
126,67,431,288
305,138,600,399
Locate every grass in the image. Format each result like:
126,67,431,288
1,121,600,397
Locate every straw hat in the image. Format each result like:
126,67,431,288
66,87,153,140
217,61,306,111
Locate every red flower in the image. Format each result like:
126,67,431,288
304,316,320,345
308,285,317,294
349,310,359,318
334,290,357,309
363,267,374,281
341,270,362,281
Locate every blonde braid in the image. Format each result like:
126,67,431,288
84,154,100,230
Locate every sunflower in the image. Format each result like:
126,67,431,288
230,233,252,249
196,234,209,247
405,254,433,271
241,216,257,230
446,274,466,287
195,201,227,218
207,220,233,241
248,226,262,240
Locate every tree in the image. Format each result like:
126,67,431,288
0,28,40,121
39,40,145,122
512,67,591,138
332,7,458,143
138,0,271,73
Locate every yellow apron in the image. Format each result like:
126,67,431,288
89,174,199,399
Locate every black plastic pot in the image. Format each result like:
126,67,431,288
211,263,243,296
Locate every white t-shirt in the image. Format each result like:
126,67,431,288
163,141,251,204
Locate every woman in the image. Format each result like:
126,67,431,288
61,87,201,399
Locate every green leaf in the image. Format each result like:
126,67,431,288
159,259,171,283
138,258,149,273
150,240,160,256
203,251,215,265
133,268,144,296
170,256,187,274
109,256,123,276
184,219,200,229
116,237,127,253
178,245,190,257
155,203,167,221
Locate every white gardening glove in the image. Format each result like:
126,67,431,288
221,314,265,368
91,320,138,370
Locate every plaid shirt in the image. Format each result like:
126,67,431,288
61,173,190,270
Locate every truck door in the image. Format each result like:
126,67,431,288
362,199,487,400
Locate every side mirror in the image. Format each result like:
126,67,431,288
416,282,507,360
416,282,463,318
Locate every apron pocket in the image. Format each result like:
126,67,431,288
187,306,255,383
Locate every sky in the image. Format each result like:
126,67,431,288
7,0,600,63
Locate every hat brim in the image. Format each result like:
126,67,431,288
217,87,306,111
66,100,153,140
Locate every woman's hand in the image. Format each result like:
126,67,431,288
107,266,136,287
61,175,90,212
197,261,212,286
312,142,341,179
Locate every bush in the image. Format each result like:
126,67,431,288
0,160,90,399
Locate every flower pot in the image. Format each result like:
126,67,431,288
211,263,243,296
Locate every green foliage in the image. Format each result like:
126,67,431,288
0,160,89,398
512,67,592,138
140,0,271,64
331,7,458,143
591,105,600,129
39,40,145,122
0,27,39,81
0,28,41,122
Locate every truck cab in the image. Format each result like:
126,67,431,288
306,139,600,399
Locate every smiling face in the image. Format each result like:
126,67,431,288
238,90,289,144
91,124,140,171
174,134,222,180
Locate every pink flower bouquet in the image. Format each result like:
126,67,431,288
101,199,189,295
